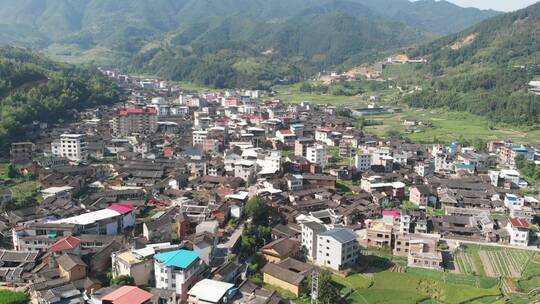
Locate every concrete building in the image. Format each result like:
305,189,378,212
111,243,178,286
306,144,328,169
57,134,87,162
154,249,203,302
507,218,529,247
111,107,158,137
316,228,358,271
10,142,34,164
354,153,371,172
301,221,326,261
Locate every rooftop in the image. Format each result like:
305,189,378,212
102,286,153,304
188,279,234,303
154,249,199,269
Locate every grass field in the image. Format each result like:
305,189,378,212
0,289,27,304
347,271,501,304
364,108,540,144
275,81,540,144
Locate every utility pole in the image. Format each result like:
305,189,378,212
311,269,320,304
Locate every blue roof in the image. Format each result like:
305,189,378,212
154,249,200,268
512,147,528,152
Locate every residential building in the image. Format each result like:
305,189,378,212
111,107,158,137
55,134,87,162
409,185,431,209
306,144,328,169
315,228,358,271
57,253,87,282
154,249,203,302
112,243,178,286
10,142,34,164
301,221,326,261
354,153,371,172
260,238,300,263
262,258,312,297
52,204,136,235
507,218,529,247
187,279,234,304
101,286,153,304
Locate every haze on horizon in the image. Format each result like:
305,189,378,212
443,0,538,11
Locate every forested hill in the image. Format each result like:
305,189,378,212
404,2,540,126
0,47,121,152
127,13,426,89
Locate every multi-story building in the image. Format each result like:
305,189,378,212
111,107,158,137
192,131,208,146
154,249,203,302
507,218,529,247
112,243,179,286
10,142,34,164
306,145,328,169
301,221,326,261
354,153,371,172
54,134,87,162
316,228,358,271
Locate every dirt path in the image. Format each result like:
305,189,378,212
479,251,497,277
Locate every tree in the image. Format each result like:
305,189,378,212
111,275,135,286
245,196,268,225
7,163,19,179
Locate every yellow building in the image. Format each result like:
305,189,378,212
262,258,312,297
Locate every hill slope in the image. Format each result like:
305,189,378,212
127,13,426,89
0,0,499,50
0,46,120,152
404,2,540,125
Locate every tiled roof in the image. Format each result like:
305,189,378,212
48,236,81,253
102,286,153,304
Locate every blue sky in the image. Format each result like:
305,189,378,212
444,0,538,11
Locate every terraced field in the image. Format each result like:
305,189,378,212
455,245,535,278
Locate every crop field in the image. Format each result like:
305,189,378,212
455,245,535,278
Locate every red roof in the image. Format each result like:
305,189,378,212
108,203,135,215
510,218,529,229
48,236,81,253
102,286,153,304
318,128,332,132
115,107,157,117
383,210,401,218
278,129,294,135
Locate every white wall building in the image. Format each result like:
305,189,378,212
301,221,326,261
154,249,203,302
58,134,87,162
306,144,328,168
316,228,359,271
506,218,529,247
354,154,372,172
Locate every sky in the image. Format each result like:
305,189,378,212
443,0,538,11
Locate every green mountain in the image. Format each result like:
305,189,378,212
0,46,120,152
404,2,540,125
0,0,499,49
126,13,426,89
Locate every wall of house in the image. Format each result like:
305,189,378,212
263,273,300,297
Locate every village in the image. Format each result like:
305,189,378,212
0,68,539,304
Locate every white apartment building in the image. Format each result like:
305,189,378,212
316,228,359,271
507,218,529,247
56,134,87,162
301,221,326,261
306,144,328,168
192,131,208,146
154,249,203,302
354,154,371,172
